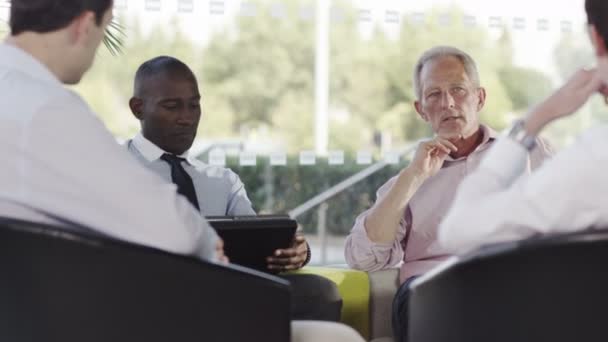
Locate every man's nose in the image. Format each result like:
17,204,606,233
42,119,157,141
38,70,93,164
440,92,455,109
176,108,198,125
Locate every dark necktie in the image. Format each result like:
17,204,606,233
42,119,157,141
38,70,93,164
160,153,200,211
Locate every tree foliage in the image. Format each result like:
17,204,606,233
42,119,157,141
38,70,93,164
75,1,554,153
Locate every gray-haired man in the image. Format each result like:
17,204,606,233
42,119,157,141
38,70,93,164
344,46,553,342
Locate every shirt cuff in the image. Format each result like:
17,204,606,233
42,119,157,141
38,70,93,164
479,137,529,186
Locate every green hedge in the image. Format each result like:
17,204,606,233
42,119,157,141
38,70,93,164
218,156,407,235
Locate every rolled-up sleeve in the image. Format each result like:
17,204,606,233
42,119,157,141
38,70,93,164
344,177,407,272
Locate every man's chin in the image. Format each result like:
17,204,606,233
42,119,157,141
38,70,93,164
62,74,83,85
437,130,463,141
168,140,195,155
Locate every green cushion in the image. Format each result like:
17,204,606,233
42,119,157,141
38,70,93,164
290,266,370,339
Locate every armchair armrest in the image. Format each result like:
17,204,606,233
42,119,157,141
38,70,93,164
0,217,291,342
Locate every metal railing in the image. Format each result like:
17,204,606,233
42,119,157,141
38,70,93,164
288,142,419,219
288,142,420,264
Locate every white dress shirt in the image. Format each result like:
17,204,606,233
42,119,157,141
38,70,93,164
0,43,219,261
126,132,256,216
439,126,608,253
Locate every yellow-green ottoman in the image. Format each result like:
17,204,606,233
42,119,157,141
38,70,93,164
290,266,370,340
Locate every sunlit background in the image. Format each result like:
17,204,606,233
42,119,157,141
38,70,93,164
0,0,599,264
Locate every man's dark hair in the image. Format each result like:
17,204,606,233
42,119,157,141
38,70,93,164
586,0,608,47
134,56,197,96
10,0,112,35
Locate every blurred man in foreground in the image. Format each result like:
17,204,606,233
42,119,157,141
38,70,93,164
439,0,608,256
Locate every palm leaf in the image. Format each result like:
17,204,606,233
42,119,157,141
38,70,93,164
103,19,125,56
1,15,125,56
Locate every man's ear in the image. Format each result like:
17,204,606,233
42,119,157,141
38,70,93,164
414,100,429,122
129,97,144,120
66,11,97,45
589,25,608,57
476,87,487,112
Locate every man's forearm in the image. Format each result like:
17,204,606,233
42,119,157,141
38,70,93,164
523,106,553,137
365,168,426,244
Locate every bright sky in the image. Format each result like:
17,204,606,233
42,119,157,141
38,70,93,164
0,0,590,76
110,0,590,79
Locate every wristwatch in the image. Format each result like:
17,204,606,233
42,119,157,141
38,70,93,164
507,119,537,150
303,242,311,266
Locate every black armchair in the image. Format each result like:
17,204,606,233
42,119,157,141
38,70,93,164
409,229,608,342
0,217,291,342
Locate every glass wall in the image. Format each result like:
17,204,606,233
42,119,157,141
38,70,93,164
1,0,596,264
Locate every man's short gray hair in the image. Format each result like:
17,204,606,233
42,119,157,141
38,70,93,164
413,46,480,100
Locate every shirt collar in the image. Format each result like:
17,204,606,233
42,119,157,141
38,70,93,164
132,132,192,164
0,43,62,87
481,124,498,143
444,124,497,162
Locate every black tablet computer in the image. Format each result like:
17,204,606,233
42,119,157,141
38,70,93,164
206,215,297,272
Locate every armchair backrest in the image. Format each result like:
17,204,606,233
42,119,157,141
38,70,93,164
409,229,608,342
0,217,291,342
